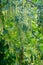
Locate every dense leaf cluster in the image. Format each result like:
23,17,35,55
0,0,43,65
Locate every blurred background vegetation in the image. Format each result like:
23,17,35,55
0,0,43,65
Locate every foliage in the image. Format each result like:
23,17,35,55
0,0,43,65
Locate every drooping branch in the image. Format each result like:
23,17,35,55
27,0,37,7
26,0,42,9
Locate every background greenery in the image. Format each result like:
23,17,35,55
0,0,43,65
